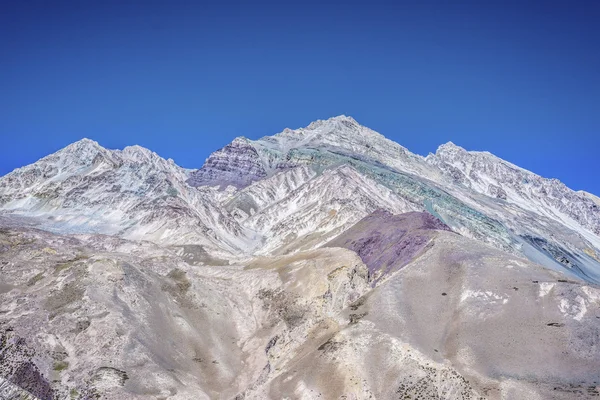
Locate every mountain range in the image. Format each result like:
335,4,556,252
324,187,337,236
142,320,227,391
0,116,599,399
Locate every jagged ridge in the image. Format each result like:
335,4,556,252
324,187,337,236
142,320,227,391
0,115,599,283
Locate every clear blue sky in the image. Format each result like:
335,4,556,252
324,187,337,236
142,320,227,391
1,1,599,194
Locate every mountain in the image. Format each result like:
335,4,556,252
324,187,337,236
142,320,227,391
0,138,252,257
0,116,599,399
187,115,600,283
429,141,600,237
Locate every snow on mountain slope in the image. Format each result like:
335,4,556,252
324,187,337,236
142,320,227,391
0,139,253,256
229,164,417,255
255,115,429,174
425,142,600,284
428,141,600,236
188,118,518,256
223,165,318,220
187,116,600,283
1,116,599,285
187,115,437,187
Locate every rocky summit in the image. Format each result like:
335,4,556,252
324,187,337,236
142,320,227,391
0,116,599,399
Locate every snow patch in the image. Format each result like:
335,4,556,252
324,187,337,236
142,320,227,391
559,296,587,321
460,290,508,304
538,282,555,297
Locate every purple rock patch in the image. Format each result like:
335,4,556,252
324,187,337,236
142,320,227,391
187,138,267,189
325,211,451,284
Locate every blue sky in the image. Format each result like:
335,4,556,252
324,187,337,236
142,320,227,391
1,1,599,194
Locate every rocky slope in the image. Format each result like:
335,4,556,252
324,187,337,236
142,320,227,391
1,212,598,399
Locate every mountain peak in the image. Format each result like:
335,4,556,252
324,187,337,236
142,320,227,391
436,141,465,154
305,114,360,131
330,114,358,124
74,137,98,145
62,137,103,152
231,136,251,145
44,138,107,166
121,144,156,162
